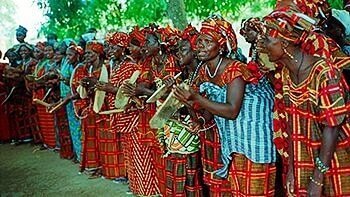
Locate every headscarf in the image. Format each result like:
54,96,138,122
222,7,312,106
263,9,335,60
86,40,104,55
200,15,237,56
332,9,350,37
181,24,199,49
129,26,146,47
68,45,84,56
107,32,129,48
156,25,180,48
275,0,329,19
16,25,28,36
240,17,266,38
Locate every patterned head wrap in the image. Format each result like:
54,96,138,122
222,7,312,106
263,9,336,59
156,25,180,48
200,15,237,55
275,0,330,19
68,45,84,56
107,32,129,47
240,17,266,38
16,25,28,36
129,26,147,47
86,40,104,55
332,9,350,37
181,24,199,49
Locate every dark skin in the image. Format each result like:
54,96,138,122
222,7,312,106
263,35,339,197
95,45,126,94
174,34,246,120
119,42,154,96
16,32,26,43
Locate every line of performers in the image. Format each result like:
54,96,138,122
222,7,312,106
0,0,350,196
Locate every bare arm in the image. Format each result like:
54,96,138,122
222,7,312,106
175,77,246,120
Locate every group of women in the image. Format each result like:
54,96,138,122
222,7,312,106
0,0,350,196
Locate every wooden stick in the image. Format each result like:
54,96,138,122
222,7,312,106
98,108,124,115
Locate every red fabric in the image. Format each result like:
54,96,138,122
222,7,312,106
36,105,56,148
71,64,109,170
0,63,11,142
56,107,73,159
200,122,233,196
125,132,160,196
108,61,140,133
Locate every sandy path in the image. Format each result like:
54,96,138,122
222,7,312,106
0,143,130,196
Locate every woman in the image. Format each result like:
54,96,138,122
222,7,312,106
158,24,204,196
263,9,350,196
175,15,276,196
118,26,161,196
94,32,129,181
33,44,58,149
71,41,108,177
57,45,83,162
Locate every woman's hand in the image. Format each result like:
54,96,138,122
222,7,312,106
189,121,201,134
307,170,323,197
286,167,295,197
95,82,117,94
120,82,136,97
163,75,176,89
173,86,196,103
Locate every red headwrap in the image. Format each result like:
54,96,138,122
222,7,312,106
156,25,180,47
68,44,84,56
200,15,237,55
275,0,330,18
129,26,146,47
181,24,199,49
107,32,129,48
240,17,266,38
263,9,337,60
86,41,104,55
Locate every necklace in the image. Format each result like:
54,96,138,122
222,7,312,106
189,61,203,85
295,53,305,83
205,57,223,78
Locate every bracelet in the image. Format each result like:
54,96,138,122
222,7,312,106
309,176,324,187
198,116,206,126
315,157,329,174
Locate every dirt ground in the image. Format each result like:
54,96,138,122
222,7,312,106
0,143,129,197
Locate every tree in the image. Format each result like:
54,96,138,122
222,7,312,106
36,0,347,39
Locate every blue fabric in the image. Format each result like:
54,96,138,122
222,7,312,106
199,77,276,178
60,58,82,161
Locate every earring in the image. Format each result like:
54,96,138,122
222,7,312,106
283,47,297,63
159,50,162,56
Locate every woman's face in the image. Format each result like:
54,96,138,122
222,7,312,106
109,45,124,59
196,34,220,61
54,50,64,63
243,26,258,43
6,51,19,63
44,46,55,59
66,49,78,64
128,43,141,60
176,40,194,66
16,32,25,43
262,35,285,63
18,46,31,59
33,48,44,60
84,49,98,64
143,33,159,57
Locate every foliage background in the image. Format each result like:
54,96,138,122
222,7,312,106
34,0,344,40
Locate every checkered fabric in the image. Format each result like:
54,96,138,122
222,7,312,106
282,60,350,196
165,152,203,197
229,153,276,197
55,107,74,159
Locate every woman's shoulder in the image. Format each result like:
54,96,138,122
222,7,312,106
221,58,258,84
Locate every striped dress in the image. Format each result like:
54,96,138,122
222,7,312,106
199,60,276,196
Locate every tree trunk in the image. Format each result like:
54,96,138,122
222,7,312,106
166,0,188,30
